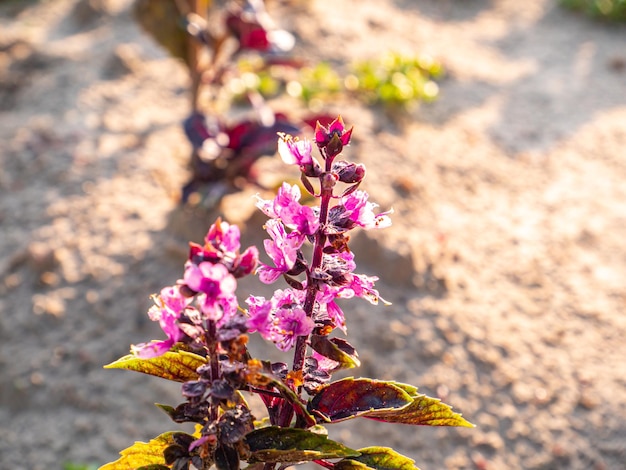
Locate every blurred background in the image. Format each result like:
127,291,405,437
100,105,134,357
1,0,626,469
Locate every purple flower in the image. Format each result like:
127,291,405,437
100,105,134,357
257,219,304,284
273,304,314,351
338,273,388,306
245,289,314,351
189,218,258,279
278,134,313,166
205,219,242,254
256,183,320,236
315,285,347,333
245,295,272,336
131,286,190,358
184,262,238,322
341,190,392,230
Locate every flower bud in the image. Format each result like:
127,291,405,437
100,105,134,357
314,116,353,159
321,172,338,192
333,161,365,184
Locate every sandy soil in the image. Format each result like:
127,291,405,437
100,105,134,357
1,1,626,469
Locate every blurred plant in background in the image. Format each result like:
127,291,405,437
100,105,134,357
560,0,626,20
346,53,443,109
133,0,444,207
134,0,305,205
233,54,444,111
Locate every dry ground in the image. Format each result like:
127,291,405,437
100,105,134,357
1,0,626,469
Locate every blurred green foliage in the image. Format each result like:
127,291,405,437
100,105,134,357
348,53,444,108
233,53,444,111
561,0,626,20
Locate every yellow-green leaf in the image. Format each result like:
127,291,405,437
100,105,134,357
365,381,474,428
366,393,474,427
99,432,179,470
336,447,420,470
104,350,206,382
245,426,360,463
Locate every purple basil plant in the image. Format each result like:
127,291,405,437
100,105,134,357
101,117,473,470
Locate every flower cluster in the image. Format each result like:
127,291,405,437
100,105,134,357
246,116,392,391
132,219,258,358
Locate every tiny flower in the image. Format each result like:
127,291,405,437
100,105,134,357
256,183,320,236
205,218,242,254
232,245,259,278
131,286,190,358
341,190,392,230
189,218,259,279
245,295,273,336
273,304,314,352
257,219,304,284
278,134,313,166
338,273,389,306
184,262,238,322
315,284,347,333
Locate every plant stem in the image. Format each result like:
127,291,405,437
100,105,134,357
207,319,219,422
291,151,336,378
291,181,332,374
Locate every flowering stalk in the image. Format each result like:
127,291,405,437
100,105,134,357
101,116,472,470
290,119,358,376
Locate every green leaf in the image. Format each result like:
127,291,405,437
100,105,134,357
310,336,361,370
244,426,360,463
104,350,206,382
308,378,414,422
99,432,189,470
336,447,420,470
308,378,474,428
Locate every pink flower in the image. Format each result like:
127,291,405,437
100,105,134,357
205,219,242,254
256,183,320,236
245,295,272,336
189,218,258,279
184,262,238,322
257,219,304,284
338,273,388,306
341,190,392,230
315,285,347,333
273,304,314,351
131,286,190,358
245,289,314,351
277,134,313,166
